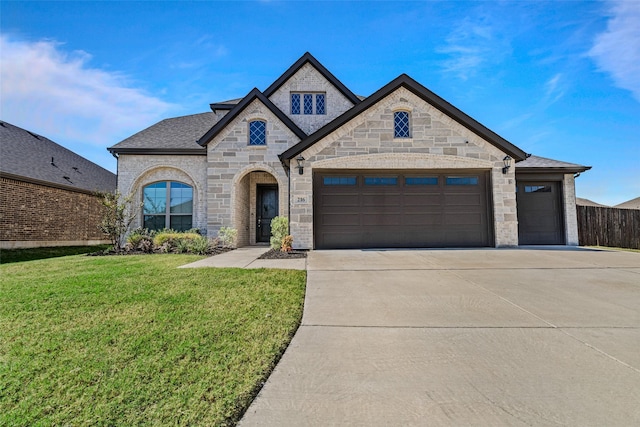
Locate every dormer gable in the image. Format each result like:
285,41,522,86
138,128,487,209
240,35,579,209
264,52,361,134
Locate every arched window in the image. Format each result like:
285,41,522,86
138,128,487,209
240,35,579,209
143,181,193,231
394,111,410,138
249,120,266,145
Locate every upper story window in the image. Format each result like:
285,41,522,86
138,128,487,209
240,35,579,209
249,120,266,145
143,181,193,231
394,111,410,138
291,92,326,115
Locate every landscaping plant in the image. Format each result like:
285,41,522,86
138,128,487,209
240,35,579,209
269,216,289,250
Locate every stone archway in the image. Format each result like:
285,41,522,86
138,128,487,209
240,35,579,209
233,169,281,247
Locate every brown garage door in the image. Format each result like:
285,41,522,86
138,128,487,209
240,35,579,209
516,181,565,245
314,170,492,249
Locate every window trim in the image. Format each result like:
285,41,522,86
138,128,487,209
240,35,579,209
143,181,194,231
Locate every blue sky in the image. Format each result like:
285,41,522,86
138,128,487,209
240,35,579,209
1,0,638,205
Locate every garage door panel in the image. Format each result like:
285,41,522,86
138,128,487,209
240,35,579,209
402,212,443,226
315,171,491,249
361,194,402,207
445,212,484,226
403,194,442,206
320,213,360,226
361,213,403,226
444,193,482,206
517,181,564,245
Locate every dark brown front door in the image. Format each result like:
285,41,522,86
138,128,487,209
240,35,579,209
314,171,492,249
257,185,278,243
516,181,565,245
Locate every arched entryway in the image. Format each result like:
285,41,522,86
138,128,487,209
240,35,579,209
233,169,281,247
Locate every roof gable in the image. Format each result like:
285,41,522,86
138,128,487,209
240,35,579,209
280,74,528,163
263,52,361,105
197,88,306,146
0,121,116,193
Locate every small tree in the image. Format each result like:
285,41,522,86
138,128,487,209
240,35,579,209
96,190,142,253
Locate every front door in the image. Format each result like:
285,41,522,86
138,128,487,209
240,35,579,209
256,185,278,243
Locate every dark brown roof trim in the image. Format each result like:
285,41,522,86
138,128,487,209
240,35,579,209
280,74,528,164
516,166,591,174
263,52,361,105
0,172,108,196
107,147,206,156
197,88,307,146
209,103,236,112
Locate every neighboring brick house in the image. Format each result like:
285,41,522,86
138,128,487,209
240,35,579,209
109,53,590,249
0,121,117,249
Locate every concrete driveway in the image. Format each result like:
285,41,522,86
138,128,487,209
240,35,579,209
240,248,640,426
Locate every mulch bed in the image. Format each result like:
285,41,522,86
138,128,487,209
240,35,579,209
87,247,235,257
258,248,308,259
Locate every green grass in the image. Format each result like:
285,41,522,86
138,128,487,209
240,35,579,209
0,254,306,426
0,245,111,264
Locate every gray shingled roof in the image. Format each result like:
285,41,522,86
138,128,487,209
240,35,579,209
576,198,609,207
614,197,640,210
0,121,116,193
108,112,215,153
516,155,591,172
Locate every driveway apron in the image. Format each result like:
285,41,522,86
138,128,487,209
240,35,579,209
240,248,640,426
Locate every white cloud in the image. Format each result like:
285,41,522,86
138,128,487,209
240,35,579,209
589,0,640,102
437,17,511,80
0,35,173,150
543,73,566,105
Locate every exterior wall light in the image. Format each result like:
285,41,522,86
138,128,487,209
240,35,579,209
502,155,512,174
296,156,305,175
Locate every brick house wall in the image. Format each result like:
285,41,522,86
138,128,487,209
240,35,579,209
0,177,109,249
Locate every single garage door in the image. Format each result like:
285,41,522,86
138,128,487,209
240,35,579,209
314,170,492,249
516,181,565,245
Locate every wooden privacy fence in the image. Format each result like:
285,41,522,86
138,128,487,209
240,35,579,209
577,205,640,249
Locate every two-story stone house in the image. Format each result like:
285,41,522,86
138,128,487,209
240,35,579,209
109,53,590,249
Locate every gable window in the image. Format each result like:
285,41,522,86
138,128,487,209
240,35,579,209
394,111,410,138
143,181,193,231
291,92,326,115
249,120,266,145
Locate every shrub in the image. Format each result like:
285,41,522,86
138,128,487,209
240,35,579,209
153,231,201,249
188,236,211,255
270,216,289,249
218,227,237,248
175,239,191,254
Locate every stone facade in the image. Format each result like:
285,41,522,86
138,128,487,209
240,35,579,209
206,99,301,241
117,155,208,232
111,53,586,250
289,87,518,248
563,174,579,245
269,63,355,134
0,177,109,249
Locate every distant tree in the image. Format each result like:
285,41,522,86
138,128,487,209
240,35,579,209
96,190,142,253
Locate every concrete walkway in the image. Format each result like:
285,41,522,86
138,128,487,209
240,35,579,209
178,246,306,270
240,247,640,426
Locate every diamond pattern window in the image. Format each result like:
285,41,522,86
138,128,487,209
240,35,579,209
304,94,313,115
291,94,300,115
394,111,410,138
249,120,266,145
290,92,326,115
316,94,325,115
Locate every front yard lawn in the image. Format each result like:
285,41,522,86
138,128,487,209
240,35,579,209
0,254,306,426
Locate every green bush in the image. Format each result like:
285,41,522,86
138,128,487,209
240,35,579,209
153,231,201,248
188,236,211,255
218,227,238,248
269,216,289,249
